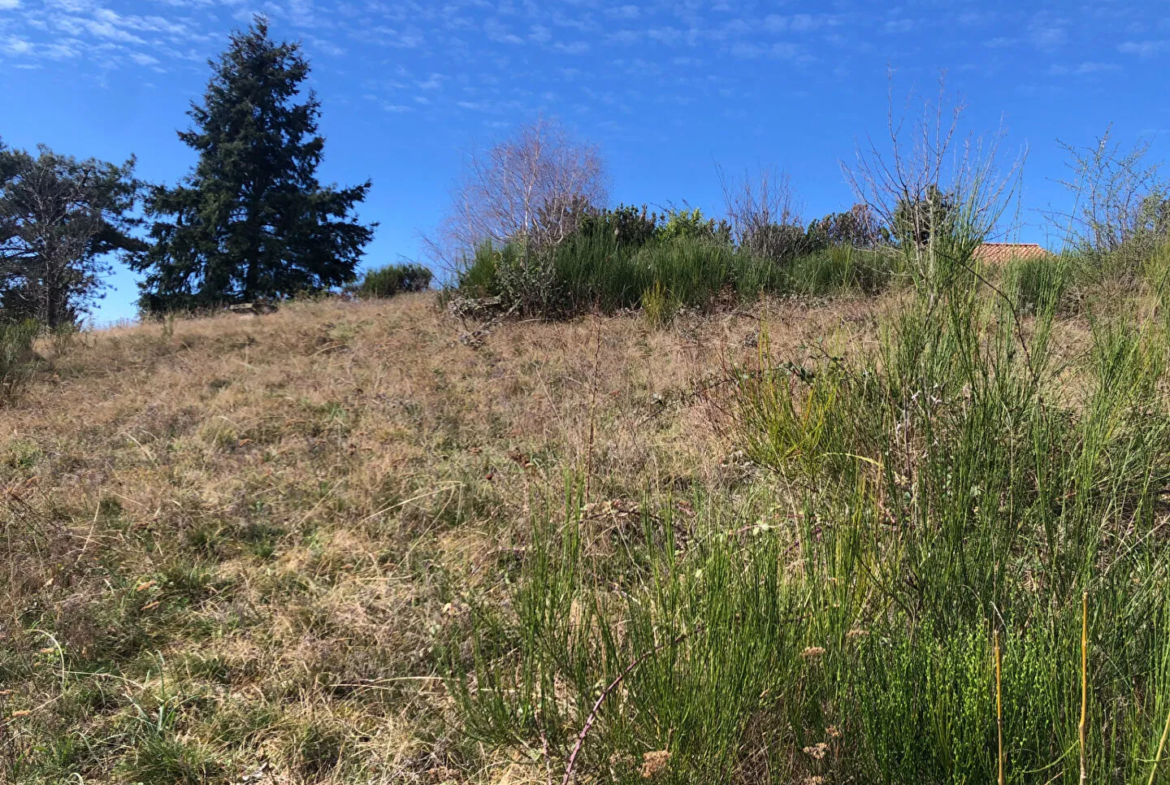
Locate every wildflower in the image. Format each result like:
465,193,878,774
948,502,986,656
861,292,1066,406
801,646,826,658
802,742,828,760
641,750,671,778
825,725,842,739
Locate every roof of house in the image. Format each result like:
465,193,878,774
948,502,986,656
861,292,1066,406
972,242,1051,264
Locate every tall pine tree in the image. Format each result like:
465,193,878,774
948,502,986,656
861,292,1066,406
135,18,374,313
0,141,143,327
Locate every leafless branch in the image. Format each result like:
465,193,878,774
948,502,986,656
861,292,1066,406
426,117,607,270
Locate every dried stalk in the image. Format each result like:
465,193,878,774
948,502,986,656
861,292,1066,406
561,628,697,785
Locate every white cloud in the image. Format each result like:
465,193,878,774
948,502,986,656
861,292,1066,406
553,40,588,54
92,8,187,36
483,17,522,44
607,29,639,45
0,0,22,10
304,34,345,56
764,13,834,33
730,41,763,59
770,42,805,60
645,26,682,45
607,5,639,20
731,40,806,61
788,14,824,32
130,51,159,65
1,35,79,58
1119,40,1169,57
1048,61,1120,76
2,35,31,53
984,36,1019,48
1028,15,1067,52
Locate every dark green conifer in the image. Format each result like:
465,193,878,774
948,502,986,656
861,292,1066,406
135,17,374,312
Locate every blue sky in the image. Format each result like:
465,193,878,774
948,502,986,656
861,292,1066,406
2,0,1168,324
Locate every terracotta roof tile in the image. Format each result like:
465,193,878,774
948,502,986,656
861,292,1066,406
972,243,1051,264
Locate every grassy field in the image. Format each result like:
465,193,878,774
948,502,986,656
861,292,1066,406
5,263,1170,783
0,292,880,783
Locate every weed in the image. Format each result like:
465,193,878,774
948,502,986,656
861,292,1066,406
346,262,433,298
0,318,38,402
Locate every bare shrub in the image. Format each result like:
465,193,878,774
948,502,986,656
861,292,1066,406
719,165,804,260
805,204,887,249
1049,127,1169,280
843,74,1024,292
428,118,608,266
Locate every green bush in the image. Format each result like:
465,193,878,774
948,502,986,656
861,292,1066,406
1004,255,1068,314
577,203,662,249
659,208,732,245
455,237,1170,784
0,318,38,402
634,237,736,308
787,245,896,295
455,242,503,298
453,202,899,318
492,244,561,315
553,231,647,313
742,221,811,263
805,204,888,249
346,263,432,299
555,235,773,318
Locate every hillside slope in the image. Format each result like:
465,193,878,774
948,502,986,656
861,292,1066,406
1,293,880,784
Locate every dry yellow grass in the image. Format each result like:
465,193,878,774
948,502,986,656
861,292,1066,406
0,292,894,784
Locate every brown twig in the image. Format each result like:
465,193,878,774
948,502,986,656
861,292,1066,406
561,627,699,785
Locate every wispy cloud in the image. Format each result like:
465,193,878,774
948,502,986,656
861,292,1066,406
606,5,639,20
730,40,807,62
0,0,1154,131
1028,14,1067,52
483,17,522,44
1048,61,1120,76
763,13,835,33
1118,40,1168,57
553,40,589,54
1,35,32,53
